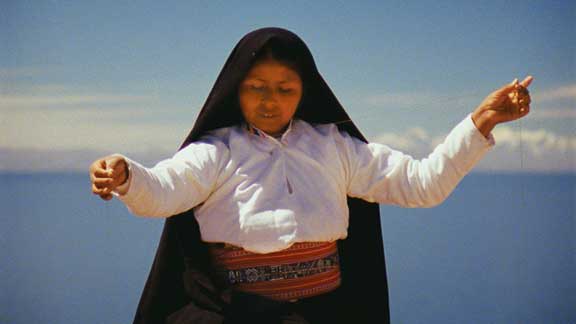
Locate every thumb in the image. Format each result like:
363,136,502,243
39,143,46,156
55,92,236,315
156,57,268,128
101,158,112,176
105,156,122,177
107,156,121,169
495,78,519,95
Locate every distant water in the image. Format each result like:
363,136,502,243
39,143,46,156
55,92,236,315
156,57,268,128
1,172,574,324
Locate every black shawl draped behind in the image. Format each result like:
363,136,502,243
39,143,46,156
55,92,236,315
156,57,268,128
132,27,390,324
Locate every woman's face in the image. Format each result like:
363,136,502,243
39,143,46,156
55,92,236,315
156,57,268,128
239,58,303,137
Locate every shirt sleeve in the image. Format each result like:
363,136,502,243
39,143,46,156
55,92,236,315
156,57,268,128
340,113,495,207
111,139,230,217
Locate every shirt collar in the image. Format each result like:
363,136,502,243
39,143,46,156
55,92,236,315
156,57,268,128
245,119,294,143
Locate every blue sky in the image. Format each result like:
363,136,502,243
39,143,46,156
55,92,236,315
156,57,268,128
1,0,574,172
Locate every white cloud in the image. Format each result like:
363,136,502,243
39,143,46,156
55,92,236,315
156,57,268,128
365,92,437,107
0,106,193,172
371,127,432,153
0,93,152,109
534,84,576,103
529,108,576,119
524,83,576,120
492,126,576,156
361,83,575,119
1,108,192,152
0,83,199,155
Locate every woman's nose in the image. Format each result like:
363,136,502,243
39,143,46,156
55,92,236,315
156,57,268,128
261,90,278,108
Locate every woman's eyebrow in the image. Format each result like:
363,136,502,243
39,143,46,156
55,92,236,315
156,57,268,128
249,78,299,84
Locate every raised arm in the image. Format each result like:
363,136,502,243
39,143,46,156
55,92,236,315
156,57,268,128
89,139,229,218
342,76,533,207
342,114,494,207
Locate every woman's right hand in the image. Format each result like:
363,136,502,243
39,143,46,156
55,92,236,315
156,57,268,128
89,154,129,201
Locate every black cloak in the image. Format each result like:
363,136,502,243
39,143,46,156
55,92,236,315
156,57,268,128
132,27,390,324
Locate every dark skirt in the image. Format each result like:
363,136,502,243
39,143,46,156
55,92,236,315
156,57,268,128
165,287,367,324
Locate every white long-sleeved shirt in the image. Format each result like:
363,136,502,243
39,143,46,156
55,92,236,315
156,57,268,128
113,114,494,253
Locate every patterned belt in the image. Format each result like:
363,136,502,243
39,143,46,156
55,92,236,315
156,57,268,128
208,241,341,301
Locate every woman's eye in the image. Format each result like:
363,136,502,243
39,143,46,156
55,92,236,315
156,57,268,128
279,88,294,94
251,85,264,91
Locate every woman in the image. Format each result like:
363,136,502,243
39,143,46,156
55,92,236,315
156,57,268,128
89,27,532,323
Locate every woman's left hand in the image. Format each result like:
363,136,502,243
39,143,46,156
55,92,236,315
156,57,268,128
472,75,533,138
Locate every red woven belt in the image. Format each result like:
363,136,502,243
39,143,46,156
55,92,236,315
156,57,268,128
208,241,341,301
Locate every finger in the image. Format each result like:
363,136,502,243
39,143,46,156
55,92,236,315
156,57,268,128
92,183,106,194
89,159,104,180
517,92,531,106
520,75,534,88
93,168,113,178
107,156,122,169
103,157,120,174
519,105,530,118
100,193,113,201
495,78,519,96
106,157,125,177
92,159,112,176
92,183,104,195
92,183,114,195
113,158,127,178
93,177,114,189
98,158,108,172
93,177,113,185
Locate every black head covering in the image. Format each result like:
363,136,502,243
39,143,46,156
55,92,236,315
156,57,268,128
133,27,390,324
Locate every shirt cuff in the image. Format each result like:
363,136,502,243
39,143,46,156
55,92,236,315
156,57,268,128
466,113,496,147
441,113,496,175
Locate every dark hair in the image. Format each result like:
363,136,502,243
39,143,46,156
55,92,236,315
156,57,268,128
252,39,305,79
